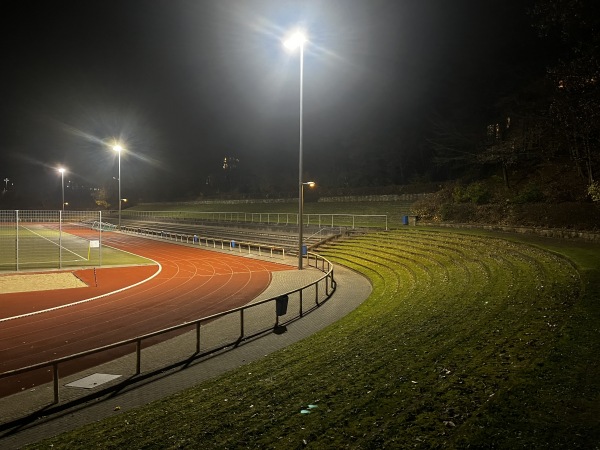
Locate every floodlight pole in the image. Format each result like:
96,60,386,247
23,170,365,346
283,30,307,269
113,145,122,230
118,150,121,230
58,168,65,211
297,42,305,270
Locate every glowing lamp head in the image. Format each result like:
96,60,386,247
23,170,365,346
113,144,123,153
58,167,65,174
283,31,307,51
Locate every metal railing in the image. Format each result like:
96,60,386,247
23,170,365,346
110,210,388,230
120,225,287,259
0,252,335,408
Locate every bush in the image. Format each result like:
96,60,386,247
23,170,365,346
440,203,477,222
453,182,491,205
513,183,545,204
588,181,600,202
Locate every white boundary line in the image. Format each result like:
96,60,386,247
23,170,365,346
0,257,162,323
21,225,88,261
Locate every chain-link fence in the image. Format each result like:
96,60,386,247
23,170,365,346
0,210,104,272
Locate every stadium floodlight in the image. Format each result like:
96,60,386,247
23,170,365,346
58,167,66,211
283,29,308,269
112,145,123,230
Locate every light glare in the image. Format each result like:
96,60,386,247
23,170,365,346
283,31,307,51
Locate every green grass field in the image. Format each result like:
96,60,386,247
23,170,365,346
28,226,600,449
0,226,152,271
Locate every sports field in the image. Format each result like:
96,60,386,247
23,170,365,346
0,221,150,271
0,230,295,401
13,224,599,449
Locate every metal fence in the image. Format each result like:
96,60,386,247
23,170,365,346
120,224,287,259
0,210,103,272
110,210,389,230
0,253,335,414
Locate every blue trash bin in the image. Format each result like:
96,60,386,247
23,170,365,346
302,245,307,255
402,215,409,225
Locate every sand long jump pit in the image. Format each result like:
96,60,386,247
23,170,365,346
0,272,87,294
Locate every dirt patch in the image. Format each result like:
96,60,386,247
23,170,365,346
0,272,88,294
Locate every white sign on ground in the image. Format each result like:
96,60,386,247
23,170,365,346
66,373,122,389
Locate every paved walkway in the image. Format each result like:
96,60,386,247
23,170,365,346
0,256,371,449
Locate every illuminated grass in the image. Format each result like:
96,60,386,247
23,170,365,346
0,228,153,271
28,228,599,449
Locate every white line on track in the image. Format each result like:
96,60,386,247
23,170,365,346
0,259,162,323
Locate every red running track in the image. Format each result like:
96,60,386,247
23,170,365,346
0,232,293,397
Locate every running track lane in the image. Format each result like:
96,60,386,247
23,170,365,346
0,232,293,397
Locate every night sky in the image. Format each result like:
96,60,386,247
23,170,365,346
0,0,546,207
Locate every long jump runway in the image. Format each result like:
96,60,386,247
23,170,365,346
0,232,294,397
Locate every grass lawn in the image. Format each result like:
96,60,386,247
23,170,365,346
27,225,600,449
0,229,153,271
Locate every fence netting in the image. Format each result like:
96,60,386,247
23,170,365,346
0,210,103,271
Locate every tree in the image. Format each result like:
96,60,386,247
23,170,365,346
91,188,111,209
532,0,600,183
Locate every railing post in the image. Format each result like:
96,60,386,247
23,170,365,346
240,308,245,339
196,322,201,354
136,339,142,375
315,281,319,306
53,363,60,404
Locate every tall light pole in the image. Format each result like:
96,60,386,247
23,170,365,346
284,30,307,270
58,168,66,211
301,181,316,249
113,144,123,230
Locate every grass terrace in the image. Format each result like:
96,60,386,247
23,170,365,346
27,227,600,448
